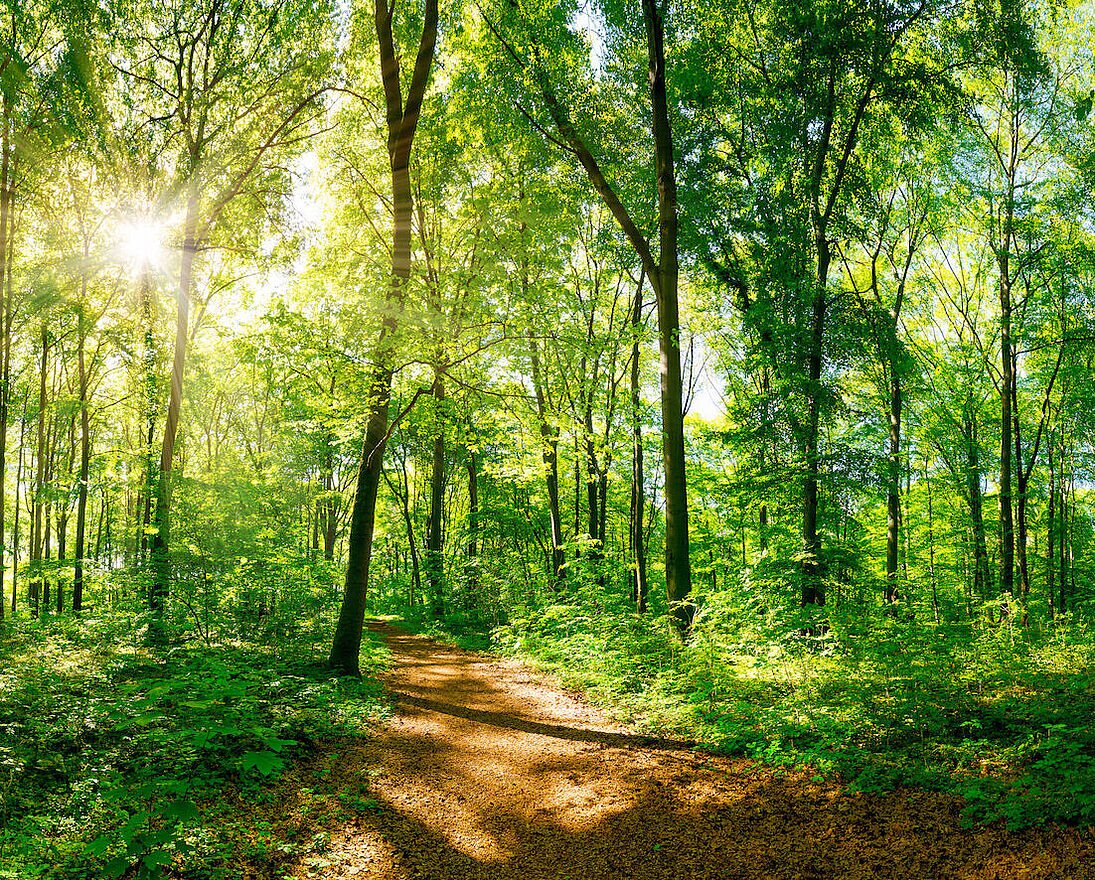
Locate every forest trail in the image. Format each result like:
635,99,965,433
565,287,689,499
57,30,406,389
287,623,1094,880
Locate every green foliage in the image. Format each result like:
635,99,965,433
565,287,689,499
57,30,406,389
464,588,1095,830
0,609,389,880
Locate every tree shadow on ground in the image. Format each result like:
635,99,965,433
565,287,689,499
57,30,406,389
391,692,697,751
271,620,1095,880
289,760,1095,880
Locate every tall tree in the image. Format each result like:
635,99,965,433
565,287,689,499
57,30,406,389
483,0,694,626
115,0,334,633
329,0,439,674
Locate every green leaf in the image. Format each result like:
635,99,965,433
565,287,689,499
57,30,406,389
161,798,200,822
120,811,150,843
257,733,297,753
241,750,284,777
142,850,172,870
86,835,113,857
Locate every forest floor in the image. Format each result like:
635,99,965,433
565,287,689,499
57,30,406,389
273,621,1095,880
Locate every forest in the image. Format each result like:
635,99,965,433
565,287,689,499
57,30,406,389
2,0,1095,877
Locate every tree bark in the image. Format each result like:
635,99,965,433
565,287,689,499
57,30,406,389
329,0,437,674
629,276,648,612
801,232,829,607
323,435,337,559
884,372,901,606
466,450,479,597
642,0,692,627
530,336,565,582
148,187,199,637
30,324,48,617
11,400,25,614
963,403,992,600
74,275,91,612
1047,436,1056,617
426,373,445,619
998,266,1014,605
0,94,10,622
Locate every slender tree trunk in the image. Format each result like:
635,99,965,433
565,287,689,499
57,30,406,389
629,276,648,612
801,233,829,606
30,325,48,617
584,420,599,544
642,0,691,626
149,189,199,636
884,371,901,607
329,0,437,674
926,459,939,623
1069,475,1077,605
573,435,581,551
964,407,992,600
1060,460,1071,614
466,450,479,597
389,455,423,606
1047,436,1056,618
426,373,445,619
0,96,10,622
530,337,565,582
94,488,105,562
323,439,337,560
56,507,65,614
74,287,91,612
42,499,50,614
998,178,1016,607
11,399,25,615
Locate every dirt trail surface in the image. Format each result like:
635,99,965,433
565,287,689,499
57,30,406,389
289,623,1094,880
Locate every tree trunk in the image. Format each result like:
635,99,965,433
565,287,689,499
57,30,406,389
997,174,1016,606
530,337,565,582
926,459,939,623
884,372,901,607
426,373,445,619
323,436,337,559
74,293,91,613
642,0,691,627
801,232,829,607
329,0,437,674
149,188,199,637
964,405,992,600
466,450,479,597
11,401,25,615
629,276,648,612
30,325,48,617
584,421,599,544
1047,436,1056,618
0,95,10,622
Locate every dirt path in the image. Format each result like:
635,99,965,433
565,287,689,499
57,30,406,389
289,623,1094,880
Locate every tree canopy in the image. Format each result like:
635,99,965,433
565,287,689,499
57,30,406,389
3,0,1095,875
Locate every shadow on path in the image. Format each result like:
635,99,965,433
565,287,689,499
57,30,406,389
392,692,696,751
279,620,1095,880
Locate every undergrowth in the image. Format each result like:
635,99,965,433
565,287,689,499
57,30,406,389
0,606,389,880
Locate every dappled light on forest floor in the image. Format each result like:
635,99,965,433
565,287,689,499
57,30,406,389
276,623,1095,880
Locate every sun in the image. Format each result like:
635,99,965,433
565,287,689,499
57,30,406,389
116,216,168,273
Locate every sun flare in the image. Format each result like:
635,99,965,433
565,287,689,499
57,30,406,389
116,217,168,273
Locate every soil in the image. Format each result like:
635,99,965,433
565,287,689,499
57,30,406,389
284,622,1095,880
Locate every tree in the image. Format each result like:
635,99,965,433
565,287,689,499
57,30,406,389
113,0,334,633
481,0,693,627
684,0,954,605
329,0,439,674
